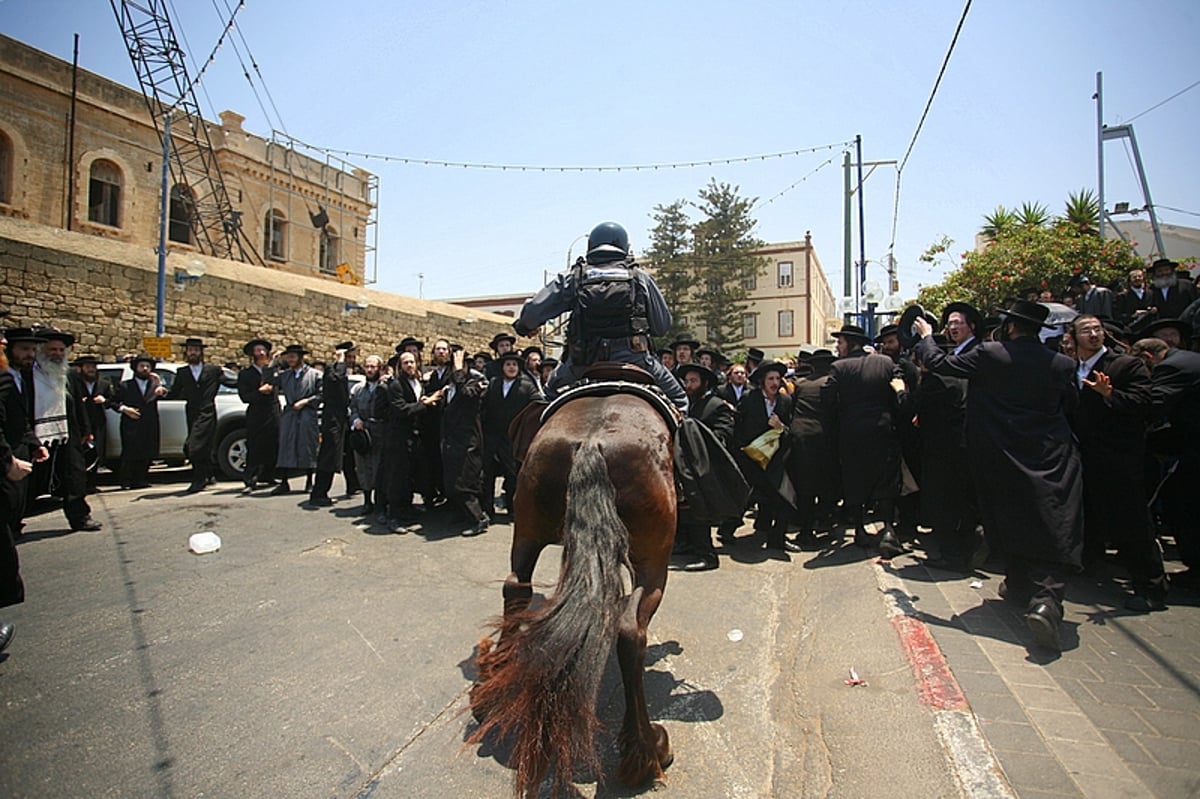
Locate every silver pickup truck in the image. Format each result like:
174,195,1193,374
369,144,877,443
97,362,248,480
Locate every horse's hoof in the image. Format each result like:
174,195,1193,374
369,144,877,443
654,723,673,770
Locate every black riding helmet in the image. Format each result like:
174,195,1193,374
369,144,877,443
585,221,629,264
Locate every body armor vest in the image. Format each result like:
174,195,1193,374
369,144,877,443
568,259,650,353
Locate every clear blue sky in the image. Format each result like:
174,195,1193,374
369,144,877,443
4,1,1197,302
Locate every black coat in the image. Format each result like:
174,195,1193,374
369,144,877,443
1147,347,1200,457
1149,281,1196,320
440,369,487,498
822,351,904,505
115,376,162,461
734,388,794,510
916,334,1083,566
238,363,280,447
786,370,837,501
316,361,351,473
1,370,38,608
165,363,228,456
916,366,971,529
1115,287,1152,325
717,382,749,409
689,392,735,449
481,373,541,459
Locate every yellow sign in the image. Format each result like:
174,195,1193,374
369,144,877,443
336,263,361,286
142,336,173,360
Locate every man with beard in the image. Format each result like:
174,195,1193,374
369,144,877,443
31,328,100,531
309,341,356,507
1147,258,1196,321
421,339,453,507
165,337,234,494
785,349,839,549
1117,268,1152,326
1068,315,1166,611
379,350,444,532
521,346,544,393
733,360,794,553
237,338,279,491
480,351,541,518
272,344,321,496
114,355,166,489
914,301,1083,653
2,325,51,653
69,355,114,494
672,362,736,571
822,324,906,559
349,354,385,515
438,346,490,536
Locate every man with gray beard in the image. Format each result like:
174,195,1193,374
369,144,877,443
1147,258,1196,321
349,354,385,515
31,328,100,531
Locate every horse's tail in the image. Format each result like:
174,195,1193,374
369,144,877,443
470,440,630,798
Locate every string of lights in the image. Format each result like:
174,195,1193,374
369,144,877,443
177,0,246,104
760,158,836,206
270,132,855,173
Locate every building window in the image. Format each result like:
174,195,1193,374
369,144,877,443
778,261,793,289
742,312,758,340
319,226,339,274
168,184,194,244
87,159,122,227
742,272,757,290
264,209,287,261
778,309,794,338
0,129,12,205
706,278,721,294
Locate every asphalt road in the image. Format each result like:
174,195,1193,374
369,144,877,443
1,473,967,798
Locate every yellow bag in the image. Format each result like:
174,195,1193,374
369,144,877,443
740,428,782,470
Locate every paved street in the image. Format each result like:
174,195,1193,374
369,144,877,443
1,472,1198,798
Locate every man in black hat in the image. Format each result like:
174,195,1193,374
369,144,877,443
733,360,795,553
273,344,322,496
513,222,687,409
485,333,517,380
823,324,906,558
875,323,923,543
1139,318,1192,350
166,337,234,493
437,346,491,536
521,345,544,392
70,355,115,494
744,347,766,377
309,342,357,507
349,354,385,515
785,349,839,548
1067,315,1166,610
113,355,165,489
1073,275,1114,319
480,351,541,518
1147,258,1196,320
379,349,445,531
420,339,454,508
914,300,1083,652
942,302,983,356
658,348,676,371
1,326,50,653
672,362,736,571
237,339,279,490
670,335,700,368
1116,268,1152,326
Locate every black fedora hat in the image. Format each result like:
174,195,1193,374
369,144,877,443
396,337,424,353
874,323,900,343
669,334,701,352
940,301,984,332
745,347,766,363
749,360,788,384
1000,299,1054,328
1141,317,1193,342
898,304,940,349
131,353,157,368
71,354,100,366
34,326,76,348
281,343,310,356
805,348,836,363
521,345,544,359
542,357,559,369
348,426,372,456
675,362,719,388
181,337,207,350
830,323,871,342
1151,257,1179,273
4,327,48,344
496,351,523,364
335,340,358,352
489,332,516,351
242,338,272,356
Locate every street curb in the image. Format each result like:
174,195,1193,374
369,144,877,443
873,562,1017,799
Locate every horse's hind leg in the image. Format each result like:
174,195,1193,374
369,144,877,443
615,574,672,788
503,536,545,616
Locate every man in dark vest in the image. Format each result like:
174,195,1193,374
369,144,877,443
514,221,687,409
114,355,165,489
166,337,233,493
237,338,279,491
70,355,114,494
309,341,355,507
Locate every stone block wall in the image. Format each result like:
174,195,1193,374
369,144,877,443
0,217,516,366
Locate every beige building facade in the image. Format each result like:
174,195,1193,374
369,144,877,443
738,234,837,356
0,34,375,284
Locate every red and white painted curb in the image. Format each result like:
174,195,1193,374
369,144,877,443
873,562,1017,799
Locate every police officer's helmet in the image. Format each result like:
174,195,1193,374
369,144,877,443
585,221,629,264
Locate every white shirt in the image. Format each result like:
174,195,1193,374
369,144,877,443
190,363,203,382
952,336,976,356
764,395,777,417
407,377,422,399
135,377,149,396
502,378,515,398
1077,346,1107,388
7,367,22,394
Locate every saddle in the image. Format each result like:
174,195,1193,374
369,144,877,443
541,362,680,433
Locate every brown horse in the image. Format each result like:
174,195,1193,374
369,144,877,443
469,393,677,797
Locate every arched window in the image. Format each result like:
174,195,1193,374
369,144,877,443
88,159,122,227
0,129,12,205
319,226,340,274
263,209,287,261
168,184,195,244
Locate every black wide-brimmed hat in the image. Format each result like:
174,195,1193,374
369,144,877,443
804,348,837,363
242,338,272,356
489,332,516,351
282,343,310,356
669,334,701,351
940,301,984,333
496,351,523,365
474,351,493,362
396,337,424,353
830,323,871,342
1000,299,1054,328
34,326,76,348
348,427,372,456
874,324,900,343
745,347,766,363
335,340,358,352
181,337,207,349
521,345,543,359
72,355,100,366
1151,257,1179,273
4,327,48,344
898,304,940,349
1141,317,1194,342
749,360,788,383
131,353,157,368
676,362,719,388
542,357,559,369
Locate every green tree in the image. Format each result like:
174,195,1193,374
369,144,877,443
1058,189,1100,236
688,179,767,353
980,206,1019,241
1016,201,1051,227
643,199,695,342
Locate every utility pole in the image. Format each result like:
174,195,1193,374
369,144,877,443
1096,72,1105,240
843,149,898,332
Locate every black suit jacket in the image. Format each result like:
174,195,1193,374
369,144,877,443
1148,347,1200,456
1069,349,1151,471
734,389,792,449
166,363,230,450
1149,281,1197,320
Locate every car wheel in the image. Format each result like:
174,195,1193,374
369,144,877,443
218,428,248,480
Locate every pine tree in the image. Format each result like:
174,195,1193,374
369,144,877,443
643,199,695,342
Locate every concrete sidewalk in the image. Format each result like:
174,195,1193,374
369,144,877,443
881,539,1200,799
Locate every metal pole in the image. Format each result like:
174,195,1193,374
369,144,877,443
855,135,867,331
156,111,171,337
1124,126,1167,257
66,33,79,231
1096,72,1105,239
842,150,852,315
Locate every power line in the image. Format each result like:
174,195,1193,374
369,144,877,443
270,133,855,173
1124,78,1200,124
1156,204,1200,218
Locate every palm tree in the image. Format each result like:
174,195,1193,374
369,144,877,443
980,206,1019,240
1060,189,1100,235
1016,201,1051,227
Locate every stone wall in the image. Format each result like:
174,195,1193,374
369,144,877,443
0,216,515,366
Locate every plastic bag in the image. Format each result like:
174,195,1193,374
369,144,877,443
740,427,782,470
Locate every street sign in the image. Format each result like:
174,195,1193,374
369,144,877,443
142,336,173,359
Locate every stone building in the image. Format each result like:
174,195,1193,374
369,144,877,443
0,33,375,283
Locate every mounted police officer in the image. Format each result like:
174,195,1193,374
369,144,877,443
514,221,687,409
